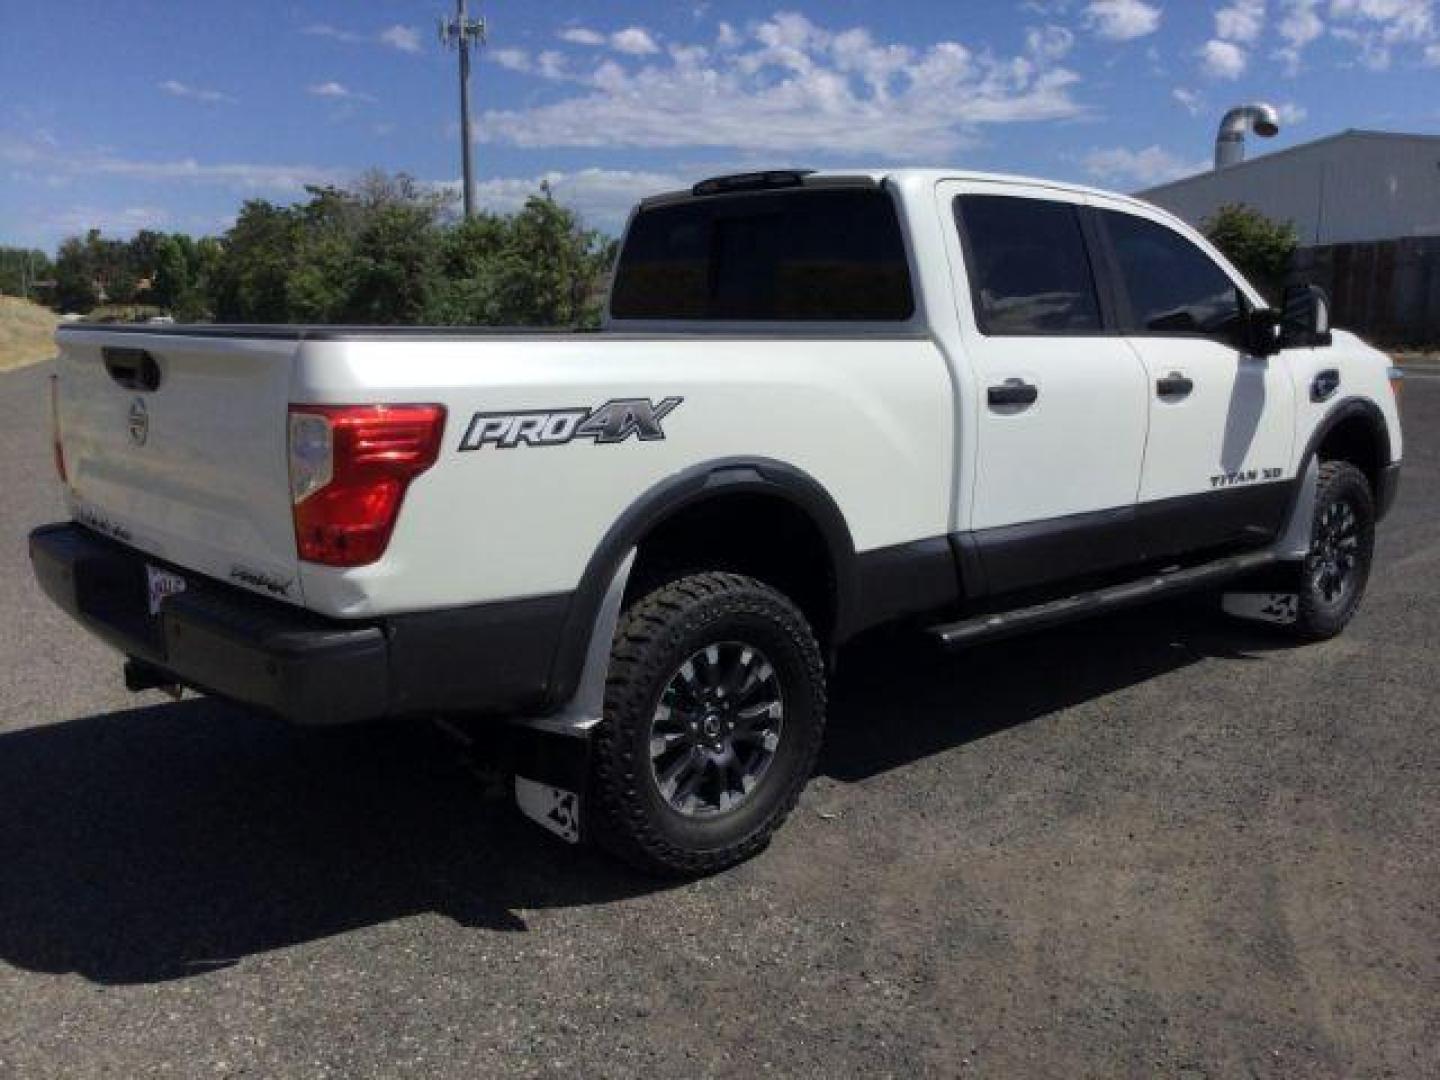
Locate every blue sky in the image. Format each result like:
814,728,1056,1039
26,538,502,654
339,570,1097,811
2,0,1438,250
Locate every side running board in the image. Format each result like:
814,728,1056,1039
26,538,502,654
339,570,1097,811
928,550,1277,650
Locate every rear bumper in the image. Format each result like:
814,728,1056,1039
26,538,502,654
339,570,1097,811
29,523,570,725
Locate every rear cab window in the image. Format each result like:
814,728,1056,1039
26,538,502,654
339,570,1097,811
953,194,1103,335
609,186,915,322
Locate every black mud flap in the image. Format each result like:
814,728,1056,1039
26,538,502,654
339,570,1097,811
1221,591,1299,625
507,723,593,845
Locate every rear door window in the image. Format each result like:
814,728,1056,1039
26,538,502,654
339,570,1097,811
954,195,1103,335
610,188,914,321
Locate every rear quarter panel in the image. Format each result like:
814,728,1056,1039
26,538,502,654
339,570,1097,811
291,336,954,616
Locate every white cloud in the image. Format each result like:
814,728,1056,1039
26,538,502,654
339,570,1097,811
558,24,663,57
158,79,235,104
1198,38,1248,77
1276,0,1325,72
610,27,661,55
1084,0,1162,41
1172,86,1206,114
1330,25,1392,66
1276,100,1308,123
307,81,375,103
305,22,423,55
559,27,607,46
1204,0,1266,81
303,23,364,45
1083,144,1207,186
478,12,1086,160
1026,24,1077,60
3,133,349,197
1327,0,1437,68
491,48,531,72
489,48,576,81
462,167,692,230
537,51,569,79
1215,0,1267,44
46,205,172,236
378,25,422,54
90,156,349,192
1329,0,1434,42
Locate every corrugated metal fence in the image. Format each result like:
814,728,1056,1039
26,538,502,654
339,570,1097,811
1292,237,1440,346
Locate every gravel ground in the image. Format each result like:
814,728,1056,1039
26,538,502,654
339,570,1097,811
1,360,1436,1079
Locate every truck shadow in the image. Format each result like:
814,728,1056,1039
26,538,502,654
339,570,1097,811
0,602,1293,986
820,600,1293,781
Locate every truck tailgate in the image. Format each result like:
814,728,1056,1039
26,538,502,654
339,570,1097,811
55,329,303,604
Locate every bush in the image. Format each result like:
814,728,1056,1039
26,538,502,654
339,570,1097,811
1203,203,1298,303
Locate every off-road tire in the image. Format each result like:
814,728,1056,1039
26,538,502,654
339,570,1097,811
589,572,827,876
1289,460,1375,641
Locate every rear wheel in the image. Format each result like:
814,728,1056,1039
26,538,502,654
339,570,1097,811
1289,460,1375,641
589,572,826,876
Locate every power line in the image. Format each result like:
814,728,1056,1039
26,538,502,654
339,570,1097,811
439,0,487,220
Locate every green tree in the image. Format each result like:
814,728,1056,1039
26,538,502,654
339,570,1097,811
428,212,509,324
38,168,617,325
149,234,191,311
486,185,613,326
175,237,224,321
0,247,54,299
342,202,441,323
53,234,99,312
1203,203,1298,302
208,201,301,321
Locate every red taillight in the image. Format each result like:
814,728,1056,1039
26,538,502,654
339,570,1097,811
289,404,446,567
49,374,68,484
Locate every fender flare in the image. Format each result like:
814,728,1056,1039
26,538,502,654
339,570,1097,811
543,458,857,710
1297,396,1392,475
1276,396,1393,550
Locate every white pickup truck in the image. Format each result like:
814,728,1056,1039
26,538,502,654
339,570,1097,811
32,169,1403,874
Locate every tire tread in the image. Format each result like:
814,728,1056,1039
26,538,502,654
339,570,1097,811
589,572,826,876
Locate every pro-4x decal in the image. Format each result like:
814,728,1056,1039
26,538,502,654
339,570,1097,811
459,397,683,450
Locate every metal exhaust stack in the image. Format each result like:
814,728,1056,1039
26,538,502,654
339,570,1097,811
1214,103,1280,169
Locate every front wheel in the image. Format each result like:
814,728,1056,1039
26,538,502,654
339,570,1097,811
589,572,827,876
1289,460,1376,641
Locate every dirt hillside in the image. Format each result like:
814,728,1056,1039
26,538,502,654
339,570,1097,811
0,296,58,371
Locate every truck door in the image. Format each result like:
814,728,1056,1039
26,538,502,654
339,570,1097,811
1090,203,1296,559
937,181,1150,595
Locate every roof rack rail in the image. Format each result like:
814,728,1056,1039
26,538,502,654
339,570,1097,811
690,170,815,197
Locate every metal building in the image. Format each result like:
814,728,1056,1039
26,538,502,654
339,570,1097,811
1139,129,1440,345
1139,129,1440,246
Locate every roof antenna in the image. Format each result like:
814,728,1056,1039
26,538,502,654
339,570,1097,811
1214,103,1280,169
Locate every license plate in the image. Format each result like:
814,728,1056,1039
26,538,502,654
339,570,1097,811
146,565,187,615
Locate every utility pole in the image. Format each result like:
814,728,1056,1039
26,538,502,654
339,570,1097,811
439,0,486,219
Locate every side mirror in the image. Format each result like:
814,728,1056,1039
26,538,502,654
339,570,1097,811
1279,283,1333,349
1238,306,1282,357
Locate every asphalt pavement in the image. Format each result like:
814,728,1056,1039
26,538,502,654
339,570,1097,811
0,359,1435,1078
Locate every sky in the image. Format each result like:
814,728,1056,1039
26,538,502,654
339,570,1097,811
2,0,1438,251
